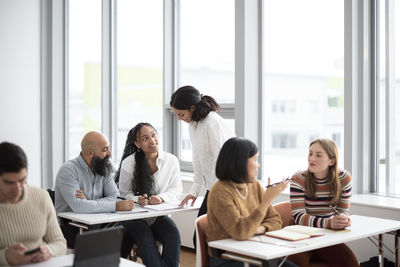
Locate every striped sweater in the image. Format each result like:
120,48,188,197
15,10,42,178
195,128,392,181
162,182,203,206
290,170,352,228
0,185,67,266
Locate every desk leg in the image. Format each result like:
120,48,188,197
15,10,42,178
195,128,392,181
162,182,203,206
395,230,399,267
379,234,383,267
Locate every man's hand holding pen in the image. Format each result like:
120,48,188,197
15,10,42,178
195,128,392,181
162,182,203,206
330,205,351,229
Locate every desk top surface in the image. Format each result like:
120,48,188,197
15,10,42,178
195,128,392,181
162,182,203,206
208,215,400,261
58,198,202,225
19,254,143,267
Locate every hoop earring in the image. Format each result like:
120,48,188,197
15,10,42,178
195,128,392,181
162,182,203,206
137,148,141,152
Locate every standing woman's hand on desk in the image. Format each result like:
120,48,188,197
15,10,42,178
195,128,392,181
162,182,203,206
116,199,135,211
179,194,196,207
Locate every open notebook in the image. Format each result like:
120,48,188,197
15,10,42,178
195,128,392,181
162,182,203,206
265,225,324,241
117,202,182,213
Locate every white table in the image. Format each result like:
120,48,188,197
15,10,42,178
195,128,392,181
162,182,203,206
19,254,143,267
58,199,202,230
208,215,400,267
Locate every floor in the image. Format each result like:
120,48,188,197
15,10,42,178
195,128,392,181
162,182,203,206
135,246,196,267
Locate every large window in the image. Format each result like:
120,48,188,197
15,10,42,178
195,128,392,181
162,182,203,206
178,0,235,163
68,0,102,159
263,0,344,183
376,0,400,196
116,0,163,162
61,1,399,198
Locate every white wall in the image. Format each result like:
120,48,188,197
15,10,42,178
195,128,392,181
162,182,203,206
0,0,42,187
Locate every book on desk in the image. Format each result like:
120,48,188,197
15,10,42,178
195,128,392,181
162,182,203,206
265,225,324,241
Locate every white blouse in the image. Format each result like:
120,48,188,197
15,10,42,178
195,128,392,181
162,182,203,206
189,111,236,196
119,151,183,202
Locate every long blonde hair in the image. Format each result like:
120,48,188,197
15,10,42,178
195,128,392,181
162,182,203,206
305,138,340,205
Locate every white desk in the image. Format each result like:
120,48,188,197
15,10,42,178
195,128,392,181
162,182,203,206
19,254,143,267
58,199,201,227
208,215,400,267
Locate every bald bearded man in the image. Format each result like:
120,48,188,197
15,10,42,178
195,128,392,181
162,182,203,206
55,131,135,247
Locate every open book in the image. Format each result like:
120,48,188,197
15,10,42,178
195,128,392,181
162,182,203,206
265,225,324,241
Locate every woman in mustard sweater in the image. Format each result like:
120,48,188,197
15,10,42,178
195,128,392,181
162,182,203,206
206,137,296,267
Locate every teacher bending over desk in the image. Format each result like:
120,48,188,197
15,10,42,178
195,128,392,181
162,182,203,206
114,122,182,267
206,137,296,267
289,138,358,267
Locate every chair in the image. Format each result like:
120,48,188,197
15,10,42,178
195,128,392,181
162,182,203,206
273,201,329,267
272,201,293,228
47,188,55,205
195,214,209,267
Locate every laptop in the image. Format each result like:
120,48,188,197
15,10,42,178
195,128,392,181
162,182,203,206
73,226,124,267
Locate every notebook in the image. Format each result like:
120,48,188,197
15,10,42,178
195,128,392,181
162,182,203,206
73,226,124,267
264,225,324,241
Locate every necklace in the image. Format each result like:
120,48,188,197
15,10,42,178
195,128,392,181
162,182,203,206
233,183,248,200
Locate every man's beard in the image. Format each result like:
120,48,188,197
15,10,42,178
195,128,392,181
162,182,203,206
91,155,113,177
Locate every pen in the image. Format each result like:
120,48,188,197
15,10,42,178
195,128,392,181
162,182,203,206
117,196,126,200
330,205,340,215
266,178,292,188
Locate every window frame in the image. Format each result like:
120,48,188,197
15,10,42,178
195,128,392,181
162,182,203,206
41,0,399,198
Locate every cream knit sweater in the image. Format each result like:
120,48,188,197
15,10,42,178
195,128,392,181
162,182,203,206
0,185,66,266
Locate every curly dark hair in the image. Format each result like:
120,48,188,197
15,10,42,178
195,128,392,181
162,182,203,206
114,123,156,196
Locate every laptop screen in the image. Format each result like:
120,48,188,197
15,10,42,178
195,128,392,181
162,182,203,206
73,226,124,267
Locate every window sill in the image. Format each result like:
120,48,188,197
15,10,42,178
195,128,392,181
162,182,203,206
181,171,194,182
350,194,400,211
279,191,400,212
180,172,400,212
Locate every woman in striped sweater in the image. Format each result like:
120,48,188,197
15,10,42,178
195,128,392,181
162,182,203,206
289,138,359,267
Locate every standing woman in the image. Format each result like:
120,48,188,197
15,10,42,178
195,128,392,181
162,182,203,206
114,122,182,267
170,86,236,240
289,138,358,267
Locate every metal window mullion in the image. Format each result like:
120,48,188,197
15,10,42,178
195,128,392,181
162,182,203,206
371,0,379,193
164,0,180,156
101,0,117,150
385,0,395,195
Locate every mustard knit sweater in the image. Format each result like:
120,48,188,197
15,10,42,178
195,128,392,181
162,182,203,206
206,180,282,244
0,185,66,266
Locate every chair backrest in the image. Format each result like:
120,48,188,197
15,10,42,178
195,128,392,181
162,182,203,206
47,188,55,205
195,214,209,267
273,201,292,227
272,201,329,267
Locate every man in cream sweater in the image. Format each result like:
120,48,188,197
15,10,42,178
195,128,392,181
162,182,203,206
0,142,66,266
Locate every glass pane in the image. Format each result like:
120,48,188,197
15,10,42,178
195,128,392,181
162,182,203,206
395,0,400,196
263,0,344,184
180,119,235,162
180,0,234,103
378,0,386,194
378,0,400,196
116,0,163,163
68,0,102,159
